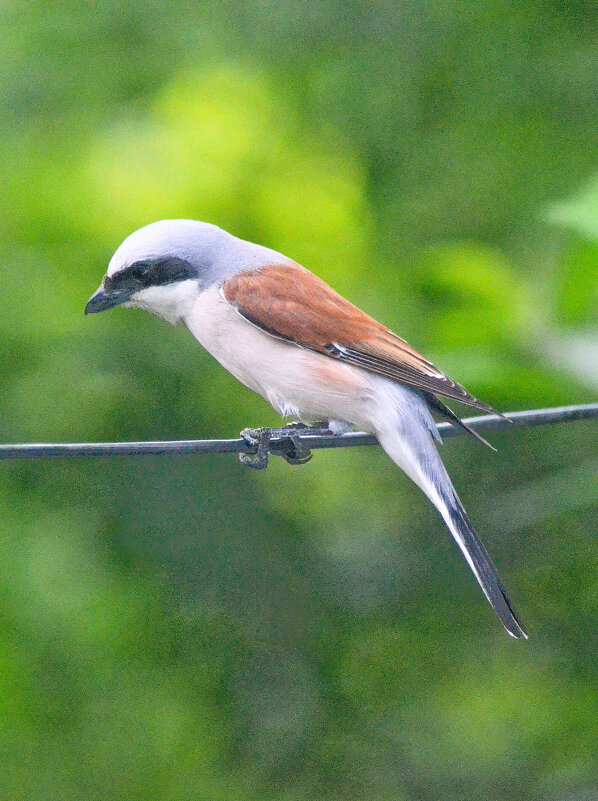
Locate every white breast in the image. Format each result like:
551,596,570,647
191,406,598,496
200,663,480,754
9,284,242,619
183,285,377,429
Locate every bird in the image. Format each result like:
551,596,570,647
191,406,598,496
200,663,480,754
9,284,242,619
86,219,527,638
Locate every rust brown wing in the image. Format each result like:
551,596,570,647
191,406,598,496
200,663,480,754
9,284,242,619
221,262,499,414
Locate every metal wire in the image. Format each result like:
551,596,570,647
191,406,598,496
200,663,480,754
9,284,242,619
0,403,596,462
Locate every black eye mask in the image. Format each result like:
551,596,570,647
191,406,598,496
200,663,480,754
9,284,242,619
105,257,196,294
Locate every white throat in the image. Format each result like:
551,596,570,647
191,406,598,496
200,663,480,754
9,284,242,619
125,279,200,326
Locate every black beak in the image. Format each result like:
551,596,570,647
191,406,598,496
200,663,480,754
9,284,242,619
85,286,131,315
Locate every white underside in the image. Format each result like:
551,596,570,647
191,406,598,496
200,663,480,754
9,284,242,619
182,288,468,551
183,285,392,432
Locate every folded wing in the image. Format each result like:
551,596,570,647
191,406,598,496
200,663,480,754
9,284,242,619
222,263,498,414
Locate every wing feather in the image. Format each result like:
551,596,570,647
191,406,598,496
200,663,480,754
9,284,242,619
222,263,499,414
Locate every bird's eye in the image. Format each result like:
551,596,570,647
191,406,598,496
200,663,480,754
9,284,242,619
129,262,152,283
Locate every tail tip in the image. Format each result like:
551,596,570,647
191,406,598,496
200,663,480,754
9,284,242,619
506,623,529,640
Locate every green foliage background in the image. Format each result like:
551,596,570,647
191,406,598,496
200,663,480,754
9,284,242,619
1,2,598,799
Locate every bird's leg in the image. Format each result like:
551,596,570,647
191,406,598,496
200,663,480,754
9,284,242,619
239,420,348,469
272,420,336,464
240,426,314,467
239,423,328,468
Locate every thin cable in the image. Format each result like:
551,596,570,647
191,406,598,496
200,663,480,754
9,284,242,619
0,403,596,462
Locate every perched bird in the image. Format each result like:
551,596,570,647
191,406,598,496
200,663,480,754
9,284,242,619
86,219,527,638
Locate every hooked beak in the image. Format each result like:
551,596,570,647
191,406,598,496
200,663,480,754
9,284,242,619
85,285,132,315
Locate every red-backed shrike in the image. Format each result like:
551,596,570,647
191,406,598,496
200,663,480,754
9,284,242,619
86,219,526,638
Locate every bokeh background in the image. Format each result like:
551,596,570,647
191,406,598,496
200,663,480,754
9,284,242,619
1,2,598,799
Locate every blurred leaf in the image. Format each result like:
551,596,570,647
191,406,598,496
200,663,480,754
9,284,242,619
549,176,598,241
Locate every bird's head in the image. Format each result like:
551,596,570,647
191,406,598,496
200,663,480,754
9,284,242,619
85,219,285,326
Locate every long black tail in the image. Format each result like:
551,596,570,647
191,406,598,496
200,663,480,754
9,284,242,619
376,399,527,639
440,487,528,638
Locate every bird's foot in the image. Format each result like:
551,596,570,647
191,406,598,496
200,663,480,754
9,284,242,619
239,427,271,469
277,432,313,465
239,420,351,468
239,425,317,468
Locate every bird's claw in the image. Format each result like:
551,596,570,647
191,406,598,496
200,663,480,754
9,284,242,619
239,427,271,469
278,434,313,465
239,426,314,468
